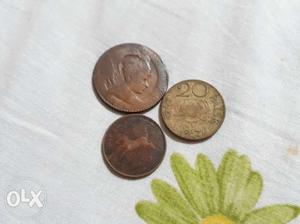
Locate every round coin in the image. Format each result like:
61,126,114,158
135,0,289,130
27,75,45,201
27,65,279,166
93,43,168,113
161,80,225,141
102,115,166,179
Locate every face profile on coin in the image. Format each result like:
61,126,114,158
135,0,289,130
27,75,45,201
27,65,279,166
161,80,225,141
93,43,168,113
102,115,166,179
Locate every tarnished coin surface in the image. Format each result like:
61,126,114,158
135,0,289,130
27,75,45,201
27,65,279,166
102,115,166,179
161,80,225,141
93,43,168,113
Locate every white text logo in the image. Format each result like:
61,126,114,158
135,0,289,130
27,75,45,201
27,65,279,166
7,189,43,208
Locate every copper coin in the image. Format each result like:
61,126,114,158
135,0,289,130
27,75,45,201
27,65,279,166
161,80,225,141
102,115,166,179
93,43,168,113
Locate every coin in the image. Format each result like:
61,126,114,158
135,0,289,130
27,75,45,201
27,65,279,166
102,115,166,179
93,43,168,113
161,80,225,141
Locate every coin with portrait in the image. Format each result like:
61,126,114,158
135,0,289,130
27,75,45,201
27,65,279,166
93,43,168,113
161,80,225,141
102,115,166,179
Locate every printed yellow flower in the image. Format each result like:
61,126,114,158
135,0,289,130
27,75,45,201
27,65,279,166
136,150,300,224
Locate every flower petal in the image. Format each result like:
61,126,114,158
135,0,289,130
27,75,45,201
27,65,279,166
171,153,210,217
151,179,200,224
136,201,188,224
195,153,220,214
242,205,300,224
231,172,263,220
217,150,251,215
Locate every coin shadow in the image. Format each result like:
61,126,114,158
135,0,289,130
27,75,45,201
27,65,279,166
158,103,212,144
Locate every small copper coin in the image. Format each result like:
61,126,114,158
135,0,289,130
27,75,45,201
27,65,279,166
102,115,166,179
93,43,168,113
161,80,225,141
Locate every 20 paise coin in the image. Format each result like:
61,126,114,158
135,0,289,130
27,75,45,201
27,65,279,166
161,80,225,141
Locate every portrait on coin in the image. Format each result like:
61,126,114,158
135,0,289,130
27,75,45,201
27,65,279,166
104,54,158,107
93,43,168,112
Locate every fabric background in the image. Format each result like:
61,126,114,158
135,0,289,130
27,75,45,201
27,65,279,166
0,0,299,223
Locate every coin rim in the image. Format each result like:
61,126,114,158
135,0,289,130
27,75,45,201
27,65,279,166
93,43,169,113
160,79,226,141
102,114,167,179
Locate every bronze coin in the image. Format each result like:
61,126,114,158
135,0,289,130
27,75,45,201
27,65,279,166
161,80,225,141
93,43,168,113
102,115,166,179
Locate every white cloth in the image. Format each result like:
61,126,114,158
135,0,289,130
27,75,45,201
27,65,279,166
0,0,299,223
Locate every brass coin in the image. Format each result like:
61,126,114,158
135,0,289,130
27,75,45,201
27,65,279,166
161,80,225,141
102,115,166,179
93,43,168,113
